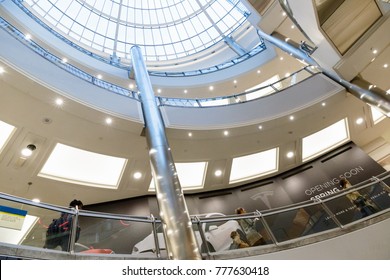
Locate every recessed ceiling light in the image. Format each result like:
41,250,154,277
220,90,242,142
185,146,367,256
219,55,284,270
223,130,229,136
61,58,68,63
321,102,326,107
133,172,142,179
97,74,103,79
32,198,40,203
105,117,113,124
215,170,222,177
257,70,261,74
188,132,192,137
209,86,214,91
184,89,188,94
258,125,263,130
384,64,388,68
157,89,162,93
356,117,364,125
55,98,64,106
21,144,36,157
0,66,4,74
25,34,31,40
129,83,134,89
282,12,287,16
233,80,237,84
286,151,294,158
372,49,378,54
289,115,295,121
291,25,295,29
280,56,284,60
285,73,290,77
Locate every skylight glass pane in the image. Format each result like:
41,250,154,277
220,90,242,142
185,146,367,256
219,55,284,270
0,120,16,154
22,0,251,61
38,143,127,189
229,148,279,183
302,118,349,162
149,162,207,191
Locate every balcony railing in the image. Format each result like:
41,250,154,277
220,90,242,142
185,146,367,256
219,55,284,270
0,171,389,259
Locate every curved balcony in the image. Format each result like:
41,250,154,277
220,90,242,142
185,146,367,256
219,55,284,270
0,171,389,260
0,17,342,129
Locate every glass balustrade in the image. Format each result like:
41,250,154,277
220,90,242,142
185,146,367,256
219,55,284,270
0,174,389,259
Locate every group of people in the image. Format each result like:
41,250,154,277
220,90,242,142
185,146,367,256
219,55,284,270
229,179,380,250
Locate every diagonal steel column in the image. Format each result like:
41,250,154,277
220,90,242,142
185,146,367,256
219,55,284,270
257,29,390,117
130,46,201,260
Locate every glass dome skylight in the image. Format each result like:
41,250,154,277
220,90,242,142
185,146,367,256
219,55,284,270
23,0,250,62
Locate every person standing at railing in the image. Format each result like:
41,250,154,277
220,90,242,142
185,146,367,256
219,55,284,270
340,179,379,217
44,199,83,251
235,207,266,246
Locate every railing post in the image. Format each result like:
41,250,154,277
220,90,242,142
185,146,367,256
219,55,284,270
130,46,201,260
69,207,79,254
316,199,344,229
255,210,279,245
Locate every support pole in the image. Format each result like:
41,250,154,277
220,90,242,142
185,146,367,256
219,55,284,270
257,29,390,117
130,46,201,260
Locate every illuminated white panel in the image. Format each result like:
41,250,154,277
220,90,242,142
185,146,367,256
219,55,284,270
0,120,16,154
245,75,281,101
200,99,229,107
370,106,386,124
38,143,127,189
229,148,279,183
149,161,207,191
302,118,349,162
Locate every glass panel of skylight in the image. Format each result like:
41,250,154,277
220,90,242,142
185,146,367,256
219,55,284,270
22,0,250,61
38,143,127,189
229,148,279,183
148,162,207,191
302,118,349,162
0,120,16,154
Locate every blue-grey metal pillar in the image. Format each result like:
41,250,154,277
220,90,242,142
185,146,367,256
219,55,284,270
257,29,390,117
130,46,201,260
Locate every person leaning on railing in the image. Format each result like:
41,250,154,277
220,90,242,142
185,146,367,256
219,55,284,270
235,207,267,246
339,179,379,217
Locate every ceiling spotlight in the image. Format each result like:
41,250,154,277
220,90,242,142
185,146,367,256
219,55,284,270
223,130,229,136
286,151,295,158
356,117,364,125
384,64,388,68
0,66,5,74
289,115,295,121
209,86,214,91
21,144,36,157
133,172,142,180
61,58,68,63
105,117,113,124
55,98,64,106
215,170,222,177
188,132,193,137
